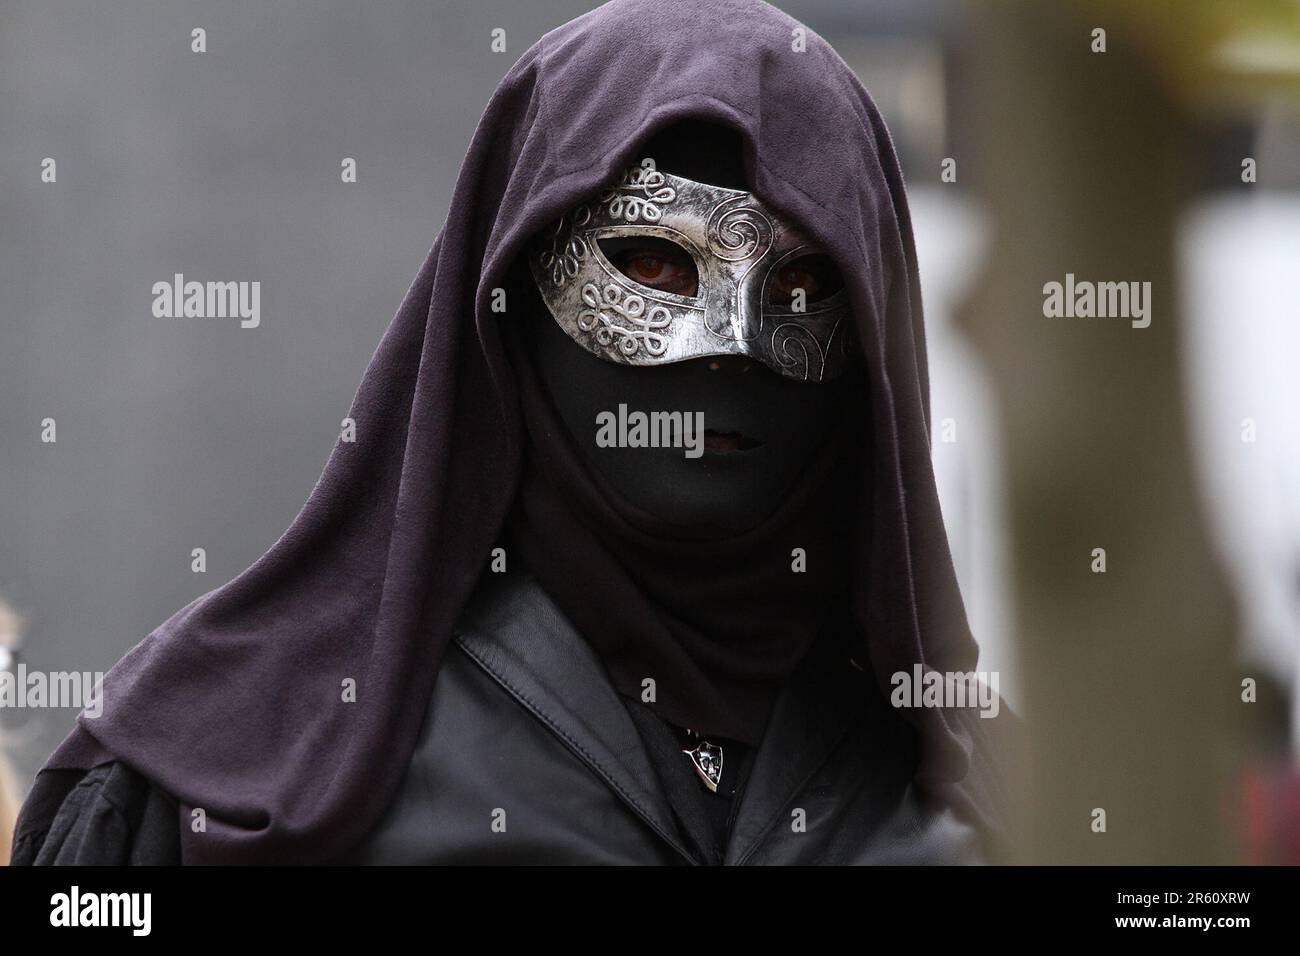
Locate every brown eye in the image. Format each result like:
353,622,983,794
624,253,668,282
772,265,818,300
766,254,843,306
600,237,699,297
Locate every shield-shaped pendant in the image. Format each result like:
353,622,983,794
682,737,724,793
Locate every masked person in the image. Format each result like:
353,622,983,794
12,0,1012,866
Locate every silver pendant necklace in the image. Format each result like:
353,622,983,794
681,729,724,793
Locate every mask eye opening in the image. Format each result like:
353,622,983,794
597,236,701,300
764,252,845,308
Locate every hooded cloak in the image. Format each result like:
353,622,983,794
30,0,1009,864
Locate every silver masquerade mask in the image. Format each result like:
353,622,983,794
528,158,853,383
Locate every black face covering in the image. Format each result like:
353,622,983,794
506,122,868,745
506,324,865,744
525,314,854,536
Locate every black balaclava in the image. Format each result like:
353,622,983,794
505,121,868,745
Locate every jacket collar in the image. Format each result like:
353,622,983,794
455,571,868,865
455,571,697,863
723,628,870,864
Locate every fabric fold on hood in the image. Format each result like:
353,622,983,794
42,0,1007,863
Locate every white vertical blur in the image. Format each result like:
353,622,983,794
1179,192,1300,754
910,187,1020,710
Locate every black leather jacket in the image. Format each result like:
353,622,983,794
12,573,986,865
344,573,985,864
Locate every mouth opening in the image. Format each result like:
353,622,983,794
702,429,763,453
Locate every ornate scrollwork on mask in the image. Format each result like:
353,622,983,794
598,158,677,222
536,204,594,287
706,195,773,262
769,322,825,382
577,282,673,357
